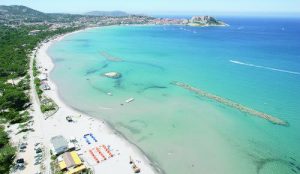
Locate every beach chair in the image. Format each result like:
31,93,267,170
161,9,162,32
84,136,91,145
89,149,100,163
90,133,98,142
96,147,107,160
102,145,113,158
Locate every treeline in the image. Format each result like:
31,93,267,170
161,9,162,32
0,24,80,173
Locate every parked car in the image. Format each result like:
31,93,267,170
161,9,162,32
34,154,43,158
34,145,41,150
20,145,27,149
21,142,28,146
35,157,43,161
34,161,41,165
35,148,42,153
16,158,24,164
15,158,25,169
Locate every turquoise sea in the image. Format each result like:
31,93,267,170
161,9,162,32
48,17,300,174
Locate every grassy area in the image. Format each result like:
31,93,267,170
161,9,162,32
40,102,56,113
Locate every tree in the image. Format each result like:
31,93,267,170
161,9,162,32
0,126,15,174
0,87,29,111
0,144,16,174
0,126,9,148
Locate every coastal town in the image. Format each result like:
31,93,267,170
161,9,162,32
0,5,226,29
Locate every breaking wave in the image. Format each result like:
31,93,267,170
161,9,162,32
229,60,300,75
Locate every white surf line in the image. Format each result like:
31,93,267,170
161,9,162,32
229,60,300,75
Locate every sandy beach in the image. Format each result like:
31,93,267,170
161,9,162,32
10,28,159,174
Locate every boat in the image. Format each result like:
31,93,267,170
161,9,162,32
125,98,134,103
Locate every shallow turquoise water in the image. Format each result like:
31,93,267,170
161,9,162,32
49,18,300,174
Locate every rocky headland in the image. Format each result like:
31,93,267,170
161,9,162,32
187,16,227,26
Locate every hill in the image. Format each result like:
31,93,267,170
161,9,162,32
0,5,45,16
0,5,52,22
0,5,152,25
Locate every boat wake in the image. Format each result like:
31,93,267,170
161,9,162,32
229,60,300,75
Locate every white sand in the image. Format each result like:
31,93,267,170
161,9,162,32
20,29,159,174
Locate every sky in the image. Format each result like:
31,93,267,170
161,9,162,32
0,0,300,16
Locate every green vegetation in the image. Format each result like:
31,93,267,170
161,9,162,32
0,126,16,174
39,97,58,117
50,156,63,174
32,59,39,77
34,77,43,98
16,128,34,135
33,56,58,114
1,24,80,119
17,74,30,91
0,83,29,111
0,24,80,173
40,102,56,113
10,111,30,124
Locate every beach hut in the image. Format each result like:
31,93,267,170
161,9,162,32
51,136,68,156
51,135,75,156
58,151,86,174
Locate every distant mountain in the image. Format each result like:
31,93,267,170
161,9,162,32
0,5,154,26
85,11,129,17
0,5,133,24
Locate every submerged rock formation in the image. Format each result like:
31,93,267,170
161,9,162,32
171,81,288,126
100,51,123,62
103,72,122,79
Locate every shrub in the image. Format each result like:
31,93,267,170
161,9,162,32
40,103,55,113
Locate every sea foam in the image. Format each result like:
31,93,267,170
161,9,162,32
230,60,300,75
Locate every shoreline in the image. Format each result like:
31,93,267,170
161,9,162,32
35,27,160,174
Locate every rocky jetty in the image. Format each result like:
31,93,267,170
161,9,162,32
171,81,289,126
103,72,122,79
188,16,227,26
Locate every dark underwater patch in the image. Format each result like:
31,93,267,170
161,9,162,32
116,122,141,134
